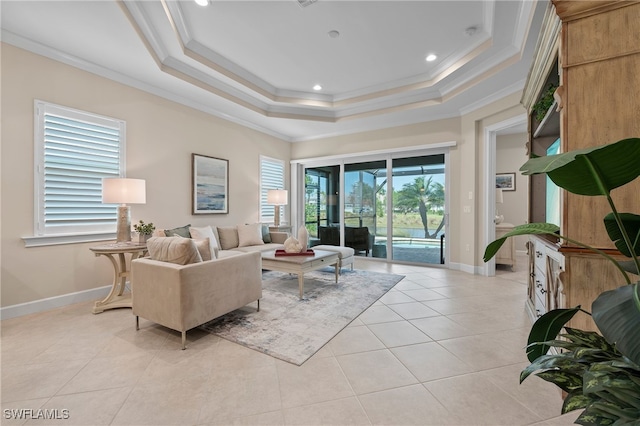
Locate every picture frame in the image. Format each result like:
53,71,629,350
192,154,229,214
496,172,516,191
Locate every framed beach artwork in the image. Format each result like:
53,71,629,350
496,172,516,191
192,154,229,214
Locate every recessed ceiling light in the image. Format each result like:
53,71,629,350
426,54,437,62
313,84,322,91
328,30,340,39
194,0,209,6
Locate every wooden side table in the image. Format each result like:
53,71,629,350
495,223,516,270
90,242,147,314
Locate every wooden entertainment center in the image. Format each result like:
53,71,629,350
521,0,640,331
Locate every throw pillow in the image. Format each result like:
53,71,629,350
238,223,265,247
164,224,191,238
261,224,272,243
216,226,239,250
192,238,212,261
189,225,220,257
146,236,202,265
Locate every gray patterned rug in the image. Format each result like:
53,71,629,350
200,268,404,365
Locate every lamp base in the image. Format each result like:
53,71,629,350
495,214,504,225
274,205,281,227
116,205,132,242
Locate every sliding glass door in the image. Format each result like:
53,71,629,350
304,165,340,247
344,161,385,257
301,152,447,266
390,155,446,264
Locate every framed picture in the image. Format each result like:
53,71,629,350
496,172,516,191
192,154,229,214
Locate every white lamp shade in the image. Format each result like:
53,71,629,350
102,178,146,204
495,188,504,204
267,189,288,206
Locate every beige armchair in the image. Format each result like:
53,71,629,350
131,251,262,349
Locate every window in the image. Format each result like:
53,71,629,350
30,101,125,244
260,156,285,224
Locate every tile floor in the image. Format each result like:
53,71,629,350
1,255,582,425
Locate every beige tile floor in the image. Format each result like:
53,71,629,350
1,255,582,425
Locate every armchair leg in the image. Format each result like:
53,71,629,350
181,331,186,350
135,316,139,331
257,299,260,312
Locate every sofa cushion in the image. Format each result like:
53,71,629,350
238,223,265,247
217,226,239,250
189,225,220,257
164,224,191,238
146,236,202,265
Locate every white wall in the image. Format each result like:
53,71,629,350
496,133,529,252
1,44,290,311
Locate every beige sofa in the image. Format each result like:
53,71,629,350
131,247,262,350
154,223,288,254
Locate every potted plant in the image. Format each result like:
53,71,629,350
133,220,155,244
484,137,640,425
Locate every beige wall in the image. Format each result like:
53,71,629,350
1,42,528,312
1,44,290,309
496,133,529,251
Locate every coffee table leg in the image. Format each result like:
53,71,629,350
334,263,339,283
298,273,304,299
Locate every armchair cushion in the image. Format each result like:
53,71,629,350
146,236,202,265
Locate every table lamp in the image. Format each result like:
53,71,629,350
267,189,288,227
102,178,146,242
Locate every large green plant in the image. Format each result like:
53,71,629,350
484,137,640,425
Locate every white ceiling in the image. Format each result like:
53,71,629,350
1,0,544,142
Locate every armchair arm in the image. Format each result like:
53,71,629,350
131,251,262,332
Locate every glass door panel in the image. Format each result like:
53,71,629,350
304,165,340,247
344,161,386,257
391,154,446,265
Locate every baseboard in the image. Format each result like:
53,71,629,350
1,286,111,320
448,262,481,275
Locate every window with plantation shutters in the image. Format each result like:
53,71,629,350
260,156,285,224
32,101,125,240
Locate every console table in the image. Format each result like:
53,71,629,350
90,242,147,314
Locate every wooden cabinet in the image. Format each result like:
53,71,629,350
522,1,640,331
495,223,516,269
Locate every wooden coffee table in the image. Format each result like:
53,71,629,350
261,249,340,299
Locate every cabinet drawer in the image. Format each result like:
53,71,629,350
534,266,547,308
535,294,546,319
533,241,546,272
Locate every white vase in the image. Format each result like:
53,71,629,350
298,225,309,252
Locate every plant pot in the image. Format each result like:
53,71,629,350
137,234,150,244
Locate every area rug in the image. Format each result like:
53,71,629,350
200,268,404,365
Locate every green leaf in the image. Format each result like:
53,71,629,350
563,392,594,413
526,307,581,362
519,138,640,196
592,283,640,366
619,261,640,276
564,327,617,352
484,223,560,262
604,213,640,258
535,370,583,392
520,354,586,383
576,409,616,426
